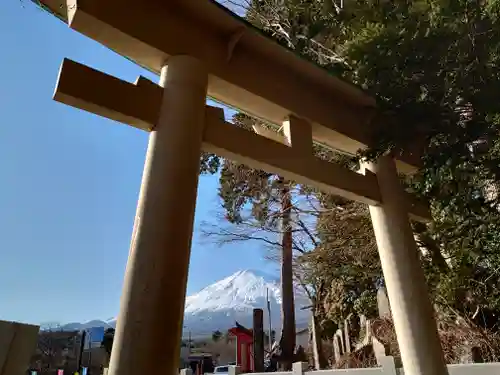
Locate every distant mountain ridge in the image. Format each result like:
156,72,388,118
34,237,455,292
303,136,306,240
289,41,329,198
44,269,311,337
40,318,115,332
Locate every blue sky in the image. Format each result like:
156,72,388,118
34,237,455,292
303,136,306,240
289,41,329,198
0,0,275,325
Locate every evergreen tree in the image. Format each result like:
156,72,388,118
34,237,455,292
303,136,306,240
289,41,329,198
217,113,297,369
244,0,500,330
212,330,223,342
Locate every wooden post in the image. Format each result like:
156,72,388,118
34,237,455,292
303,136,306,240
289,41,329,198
364,155,448,375
253,308,265,372
108,55,208,375
0,321,39,375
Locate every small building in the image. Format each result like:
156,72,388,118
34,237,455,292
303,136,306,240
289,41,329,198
186,353,215,375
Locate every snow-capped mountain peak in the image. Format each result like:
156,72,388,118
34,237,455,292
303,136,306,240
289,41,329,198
184,269,282,314
183,269,310,337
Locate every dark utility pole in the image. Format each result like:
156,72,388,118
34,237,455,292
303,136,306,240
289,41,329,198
253,308,265,372
77,330,87,372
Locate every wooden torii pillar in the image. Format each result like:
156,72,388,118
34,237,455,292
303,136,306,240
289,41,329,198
108,57,208,375
34,1,448,375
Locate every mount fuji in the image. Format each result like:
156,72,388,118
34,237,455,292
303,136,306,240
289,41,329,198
183,269,311,337
48,269,311,337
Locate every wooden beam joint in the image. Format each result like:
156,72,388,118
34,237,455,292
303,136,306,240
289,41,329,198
282,115,313,156
227,27,245,63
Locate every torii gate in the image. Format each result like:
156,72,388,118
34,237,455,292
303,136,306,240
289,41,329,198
33,1,447,375
228,322,254,372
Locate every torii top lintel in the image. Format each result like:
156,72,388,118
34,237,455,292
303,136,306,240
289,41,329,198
35,0,421,172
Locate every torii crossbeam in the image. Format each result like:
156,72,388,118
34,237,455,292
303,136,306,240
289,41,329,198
33,1,448,375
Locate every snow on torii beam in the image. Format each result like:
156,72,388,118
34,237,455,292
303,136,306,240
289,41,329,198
54,58,430,222
36,0,421,173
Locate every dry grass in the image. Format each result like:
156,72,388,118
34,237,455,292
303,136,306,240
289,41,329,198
370,317,500,364
324,317,500,368
333,345,378,369
437,319,500,363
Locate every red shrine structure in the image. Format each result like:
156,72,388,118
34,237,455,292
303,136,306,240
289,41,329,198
228,322,254,372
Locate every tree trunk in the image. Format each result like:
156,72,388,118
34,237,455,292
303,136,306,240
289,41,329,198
278,179,296,370
413,222,449,274
417,233,449,273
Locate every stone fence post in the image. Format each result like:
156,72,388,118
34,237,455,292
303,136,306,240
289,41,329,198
292,361,308,375
379,356,398,375
228,365,241,375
